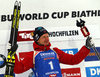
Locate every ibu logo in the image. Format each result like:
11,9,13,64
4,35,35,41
86,66,100,77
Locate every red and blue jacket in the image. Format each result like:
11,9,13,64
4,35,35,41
14,42,90,76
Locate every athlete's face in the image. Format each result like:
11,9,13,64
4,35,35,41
37,33,49,45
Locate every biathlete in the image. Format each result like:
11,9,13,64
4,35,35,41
8,26,93,77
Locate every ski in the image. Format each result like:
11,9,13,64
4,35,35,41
4,1,21,77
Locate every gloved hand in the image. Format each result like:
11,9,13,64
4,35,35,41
85,36,94,49
7,43,18,52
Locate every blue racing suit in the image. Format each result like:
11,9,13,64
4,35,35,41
32,49,62,77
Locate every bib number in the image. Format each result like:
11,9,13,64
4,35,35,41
48,61,54,70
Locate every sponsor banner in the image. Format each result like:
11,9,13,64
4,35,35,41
85,47,100,61
48,25,100,41
17,30,34,42
1,10,100,23
0,25,100,44
61,48,78,55
17,27,81,42
61,68,81,77
86,66,100,77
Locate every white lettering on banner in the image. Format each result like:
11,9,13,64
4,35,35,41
62,73,81,77
90,68,100,75
65,51,74,55
19,33,33,39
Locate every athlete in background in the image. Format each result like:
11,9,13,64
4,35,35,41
8,26,93,77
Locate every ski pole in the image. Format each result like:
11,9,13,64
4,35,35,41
76,19,100,60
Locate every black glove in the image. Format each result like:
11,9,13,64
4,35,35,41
76,19,85,27
85,36,94,49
